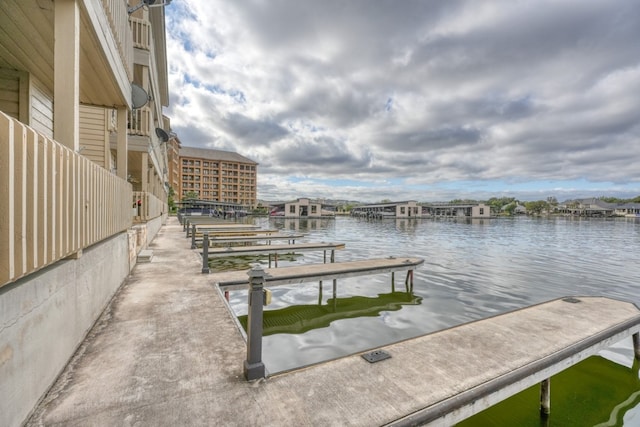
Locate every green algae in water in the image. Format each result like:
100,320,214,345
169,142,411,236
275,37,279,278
456,356,640,427
208,253,303,271
238,291,422,336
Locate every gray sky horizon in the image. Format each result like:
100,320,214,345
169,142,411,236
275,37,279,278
165,0,640,203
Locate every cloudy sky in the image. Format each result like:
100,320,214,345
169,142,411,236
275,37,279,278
164,0,640,203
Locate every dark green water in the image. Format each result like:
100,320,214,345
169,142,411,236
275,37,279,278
458,356,640,427
221,216,640,425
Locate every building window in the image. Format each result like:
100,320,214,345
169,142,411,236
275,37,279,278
311,205,317,214
400,207,405,214
479,208,484,215
289,205,296,214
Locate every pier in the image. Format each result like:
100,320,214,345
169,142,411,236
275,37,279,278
213,256,422,290
26,217,640,426
203,242,346,268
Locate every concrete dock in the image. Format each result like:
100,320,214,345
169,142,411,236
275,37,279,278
26,217,640,426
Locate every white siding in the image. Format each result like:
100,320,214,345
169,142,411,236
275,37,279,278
30,78,53,138
0,69,21,119
79,105,108,168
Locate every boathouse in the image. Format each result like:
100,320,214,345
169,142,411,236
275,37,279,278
350,201,421,219
270,198,336,218
422,202,491,218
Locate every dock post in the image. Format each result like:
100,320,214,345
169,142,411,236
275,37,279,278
633,333,640,360
244,265,267,381
333,279,337,299
191,225,197,249
540,378,551,416
318,281,323,305
391,272,395,292
331,250,335,263
201,233,210,274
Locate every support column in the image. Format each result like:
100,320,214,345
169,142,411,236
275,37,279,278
141,152,149,192
116,107,128,180
633,333,640,360
540,378,551,416
54,0,80,151
201,232,209,274
244,265,266,381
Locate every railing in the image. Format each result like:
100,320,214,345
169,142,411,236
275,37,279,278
0,112,133,288
128,106,151,136
130,16,151,50
133,191,166,222
101,0,134,81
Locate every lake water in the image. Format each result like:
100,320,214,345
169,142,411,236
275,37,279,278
220,215,640,425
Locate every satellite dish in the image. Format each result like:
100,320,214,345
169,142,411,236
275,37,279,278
155,128,170,143
131,83,149,109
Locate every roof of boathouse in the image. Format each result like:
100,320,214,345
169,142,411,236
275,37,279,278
352,201,418,209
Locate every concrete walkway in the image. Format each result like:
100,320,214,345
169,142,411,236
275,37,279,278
26,217,640,426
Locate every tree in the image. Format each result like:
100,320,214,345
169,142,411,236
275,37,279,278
167,187,177,213
503,202,517,216
524,200,549,215
183,190,199,200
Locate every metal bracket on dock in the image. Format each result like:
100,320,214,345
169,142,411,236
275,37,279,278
362,350,392,363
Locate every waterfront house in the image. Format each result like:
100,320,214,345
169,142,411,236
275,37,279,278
422,202,492,218
0,2,171,425
557,198,640,217
270,198,336,218
351,201,421,218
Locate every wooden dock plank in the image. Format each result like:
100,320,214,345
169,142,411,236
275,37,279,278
213,257,424,289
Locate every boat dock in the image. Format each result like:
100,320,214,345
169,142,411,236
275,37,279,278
213,256,423,290
208,233,305,245
27,217,640,426
203,242,346,269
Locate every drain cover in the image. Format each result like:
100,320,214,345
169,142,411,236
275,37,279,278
562,297,582,304
362,350,391,363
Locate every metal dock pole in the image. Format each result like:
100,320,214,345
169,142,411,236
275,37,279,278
540,378,551,416
201,232,210,274
191,225,197,249
244,265,267,381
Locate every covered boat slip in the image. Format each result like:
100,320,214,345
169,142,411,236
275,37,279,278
248,296,640,426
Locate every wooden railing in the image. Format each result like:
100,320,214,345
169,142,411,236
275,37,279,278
130,16,151,50
0,112,133,288
128,106,151,136
133,191,166,222
102,0,134,80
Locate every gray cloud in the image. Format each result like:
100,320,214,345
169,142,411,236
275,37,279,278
165,0,640,202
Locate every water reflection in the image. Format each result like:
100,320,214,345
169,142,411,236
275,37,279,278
238,291,422,336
